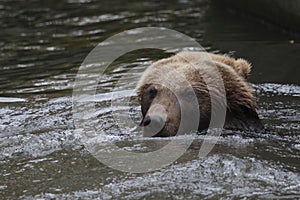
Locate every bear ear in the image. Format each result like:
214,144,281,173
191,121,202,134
210,54,251,79
233,58,251,79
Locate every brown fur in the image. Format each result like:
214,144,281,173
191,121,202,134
136,51,264,137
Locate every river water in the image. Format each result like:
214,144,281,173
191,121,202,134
0,0,299,199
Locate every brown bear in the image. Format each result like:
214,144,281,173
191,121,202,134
136,51,264,137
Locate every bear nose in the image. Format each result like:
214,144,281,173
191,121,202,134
142,115,151,126
142,115,164,127
141,114,166,137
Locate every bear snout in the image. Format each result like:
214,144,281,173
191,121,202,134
140,103,168,137
141,114,166,137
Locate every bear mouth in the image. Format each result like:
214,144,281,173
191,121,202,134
150,130,168,137
142,120,178,137
143,127,171,137
141,122,167,137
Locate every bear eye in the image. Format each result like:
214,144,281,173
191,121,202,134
149,87,157,99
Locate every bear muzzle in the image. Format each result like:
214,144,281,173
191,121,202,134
141,114,167,137
140,103,169,137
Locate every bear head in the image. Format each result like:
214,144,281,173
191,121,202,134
136,51,264,137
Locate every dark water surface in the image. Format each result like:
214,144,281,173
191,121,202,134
0,0,299,199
